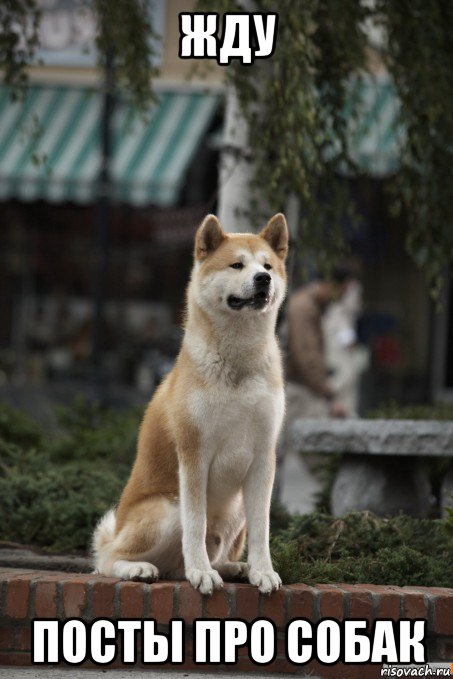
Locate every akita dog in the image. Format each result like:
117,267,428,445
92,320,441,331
93,213,288,595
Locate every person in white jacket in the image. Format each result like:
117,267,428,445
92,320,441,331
323,279,369,417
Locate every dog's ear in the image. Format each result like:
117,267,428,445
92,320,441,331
259,213,289,260
195,214,226,261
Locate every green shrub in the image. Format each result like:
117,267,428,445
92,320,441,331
270,511,453,587
0,402,43,448
0,401,452,588
367,400,453,421
0,399,140,552
269,499,292,532
0,442,125,552
49,396,140,464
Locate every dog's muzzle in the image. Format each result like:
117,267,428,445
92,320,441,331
227,273,272,310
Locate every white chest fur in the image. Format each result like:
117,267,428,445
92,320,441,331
183,302,285,507
187,375,285,506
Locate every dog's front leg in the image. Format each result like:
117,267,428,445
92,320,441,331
179,461,223,595
243,448,282,594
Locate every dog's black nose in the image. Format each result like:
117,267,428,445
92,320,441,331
254,272,271,288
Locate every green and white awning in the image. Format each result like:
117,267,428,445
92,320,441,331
346,74,403,177
0,85,220,206
0,76,402,206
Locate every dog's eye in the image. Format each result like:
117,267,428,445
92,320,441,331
230,262,244,270
264,263,272,271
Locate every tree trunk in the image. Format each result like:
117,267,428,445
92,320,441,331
217,85,255,233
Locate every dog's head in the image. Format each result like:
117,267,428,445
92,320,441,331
191,213,288,317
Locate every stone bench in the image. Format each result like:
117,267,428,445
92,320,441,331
291,419,453,517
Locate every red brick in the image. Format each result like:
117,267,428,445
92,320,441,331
318,585,344,619
91,578,119,618
435,593,453,635
62,581,87,618
275,637,287,656
306,660,382,678
149,582,174,624
261,587,287,628
234,639,287,665
404,586,453,596
119,581,145,618
237,639,252,657
0,651,32,666
60,573,98,583
435,638,453,660
375,589,402,620
0,568,452,672
356,663,385,679
234,583,260,621
184,634,194,658
287,584,316,620
340,585,373,619
402,592,428,619
33,572,70,583
34,580,57,618
5,577,32,619
14,626,31,651
178,582,202,623
376,594,401,619
0,627,14,650
205,586,231,618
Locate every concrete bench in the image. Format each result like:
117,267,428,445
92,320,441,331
290,419,453,517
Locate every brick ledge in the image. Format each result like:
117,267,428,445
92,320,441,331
0,568,452,676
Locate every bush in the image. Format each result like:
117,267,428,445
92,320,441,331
0,399,140,552
270,511,453,587
0,401,452,588
367,400,453,421
0,402,43,448
49,396,139,464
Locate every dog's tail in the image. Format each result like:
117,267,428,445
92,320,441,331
91,508,116,574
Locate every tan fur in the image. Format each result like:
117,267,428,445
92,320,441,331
93,213,289,594
228,525,247,562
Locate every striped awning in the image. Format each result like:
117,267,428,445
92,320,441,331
0,86,220,206
345,74,403,177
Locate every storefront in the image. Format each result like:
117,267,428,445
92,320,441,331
0,83,222,389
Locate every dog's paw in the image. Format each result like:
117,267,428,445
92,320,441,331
186,568,223,595
217,561,249,581
248,567,282,594
113,560,159,582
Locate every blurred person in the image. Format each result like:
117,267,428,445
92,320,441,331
274,268,353,508
323,279,369,416
285,269,353,423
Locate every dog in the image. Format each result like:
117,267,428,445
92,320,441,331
93,212,288,595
